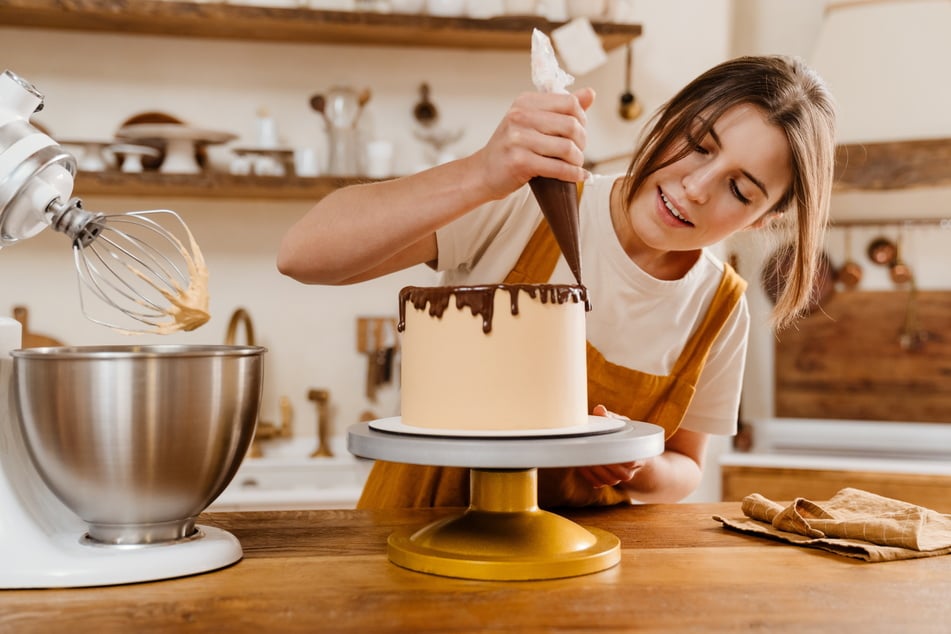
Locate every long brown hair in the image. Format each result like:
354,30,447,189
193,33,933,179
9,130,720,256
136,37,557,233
621,55,837,330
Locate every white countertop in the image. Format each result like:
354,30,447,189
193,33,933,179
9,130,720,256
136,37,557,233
722,417,951,476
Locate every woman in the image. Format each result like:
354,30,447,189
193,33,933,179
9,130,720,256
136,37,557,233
278,55,836,507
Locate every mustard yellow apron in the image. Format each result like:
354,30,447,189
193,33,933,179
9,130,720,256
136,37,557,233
358,216,747,509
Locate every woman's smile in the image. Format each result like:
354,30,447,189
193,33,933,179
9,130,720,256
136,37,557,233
658,188,693,226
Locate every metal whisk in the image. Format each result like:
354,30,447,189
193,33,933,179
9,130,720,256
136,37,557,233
47,198,209,334
0,69,209,335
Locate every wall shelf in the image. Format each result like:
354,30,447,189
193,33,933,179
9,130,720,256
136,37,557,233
7,1,642,201
0,0,642,51
74,170,379,201
834,137,951,191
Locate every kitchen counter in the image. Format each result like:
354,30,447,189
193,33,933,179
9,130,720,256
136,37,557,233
2,503,949,633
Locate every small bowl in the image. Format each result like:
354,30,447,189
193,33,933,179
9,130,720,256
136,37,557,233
12,344,265,545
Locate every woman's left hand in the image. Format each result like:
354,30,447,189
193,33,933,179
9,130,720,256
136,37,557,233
578,404,645,488
577,462,643,488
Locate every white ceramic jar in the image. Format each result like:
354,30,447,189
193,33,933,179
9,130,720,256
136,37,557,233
426,0,465,16
503,0,537,15
390,0,425,12
566,0,606,19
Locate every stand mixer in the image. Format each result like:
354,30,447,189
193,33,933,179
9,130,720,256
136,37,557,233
0,321,252,588
0,70,263,588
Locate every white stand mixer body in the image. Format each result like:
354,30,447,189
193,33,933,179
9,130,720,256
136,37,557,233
0,318,243,588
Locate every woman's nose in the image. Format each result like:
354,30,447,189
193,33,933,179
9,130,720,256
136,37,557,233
682,166,712,205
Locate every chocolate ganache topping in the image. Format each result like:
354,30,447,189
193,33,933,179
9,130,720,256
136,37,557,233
399,284,590,334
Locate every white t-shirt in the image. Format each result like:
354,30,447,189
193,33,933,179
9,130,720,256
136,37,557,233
435,174,748,436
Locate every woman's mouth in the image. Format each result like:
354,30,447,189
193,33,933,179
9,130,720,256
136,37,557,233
660,190,693,226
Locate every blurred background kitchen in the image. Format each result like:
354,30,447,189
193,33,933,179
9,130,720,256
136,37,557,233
2,0,949,510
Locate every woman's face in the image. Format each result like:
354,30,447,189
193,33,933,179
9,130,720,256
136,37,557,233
623,103,792,261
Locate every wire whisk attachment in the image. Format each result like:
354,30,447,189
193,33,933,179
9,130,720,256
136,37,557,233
47,198,210,335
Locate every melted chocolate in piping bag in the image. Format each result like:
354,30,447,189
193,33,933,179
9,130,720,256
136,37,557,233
529,176,583,286
528,30,584,288
399,284,588,334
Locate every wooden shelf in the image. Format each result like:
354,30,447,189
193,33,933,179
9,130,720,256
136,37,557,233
74,170,379,200
0,0,642,51
834,137,951,191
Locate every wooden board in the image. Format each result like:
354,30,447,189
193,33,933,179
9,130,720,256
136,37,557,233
774,290,951,422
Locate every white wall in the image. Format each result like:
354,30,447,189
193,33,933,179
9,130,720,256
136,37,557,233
0,1,732,463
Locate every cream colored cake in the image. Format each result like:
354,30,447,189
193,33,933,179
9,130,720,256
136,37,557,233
398,284,589,431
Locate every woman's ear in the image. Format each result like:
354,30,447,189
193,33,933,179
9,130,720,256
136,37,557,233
747,210,783,231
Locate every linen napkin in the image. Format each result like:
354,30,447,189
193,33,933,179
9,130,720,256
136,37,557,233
713,487,951,562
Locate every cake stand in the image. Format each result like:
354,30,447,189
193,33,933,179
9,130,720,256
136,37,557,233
116,123,237,174
347,416,665,581
57,139,114,172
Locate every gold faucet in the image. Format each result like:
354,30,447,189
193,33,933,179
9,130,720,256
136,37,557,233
224,307,292,458
225,307,256,348
308,388,334,458
249,397,293,458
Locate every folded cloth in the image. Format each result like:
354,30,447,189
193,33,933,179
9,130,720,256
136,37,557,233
713,487,951,562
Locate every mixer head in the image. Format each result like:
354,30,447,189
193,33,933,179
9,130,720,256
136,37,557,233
49,199,210,334
0,69,210,334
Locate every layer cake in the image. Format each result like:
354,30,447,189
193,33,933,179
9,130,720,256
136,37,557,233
398,284,588,431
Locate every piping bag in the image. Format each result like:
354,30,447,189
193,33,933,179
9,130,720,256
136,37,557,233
529,28,584,288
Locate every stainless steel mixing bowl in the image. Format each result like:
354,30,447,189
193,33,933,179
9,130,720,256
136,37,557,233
11,344,265,545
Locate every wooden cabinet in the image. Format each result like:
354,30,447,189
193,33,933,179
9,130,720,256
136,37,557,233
721,463,951,513
4,1,642,200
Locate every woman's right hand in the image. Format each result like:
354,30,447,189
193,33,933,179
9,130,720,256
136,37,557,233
277,88,595,286
471,87,596,201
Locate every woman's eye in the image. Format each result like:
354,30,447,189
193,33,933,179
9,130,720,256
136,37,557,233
693,144,709,155
730,180,751,205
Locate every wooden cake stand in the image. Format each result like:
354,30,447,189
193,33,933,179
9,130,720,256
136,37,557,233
347,417,665,581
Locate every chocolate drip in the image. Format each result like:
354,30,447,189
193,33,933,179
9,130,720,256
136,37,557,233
399,284,589,334
529,176,583,286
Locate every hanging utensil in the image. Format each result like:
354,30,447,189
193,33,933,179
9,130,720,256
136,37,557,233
837,226,862,289
413,83,439,127
618,41,642,121
889,226,914,285
866,235,897,266
899,278,927,352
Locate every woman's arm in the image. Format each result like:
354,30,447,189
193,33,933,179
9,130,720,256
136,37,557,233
620,427,708,503
577,405,709,503
276,89,595,285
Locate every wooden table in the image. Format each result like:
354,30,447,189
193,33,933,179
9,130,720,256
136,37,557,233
2,503,949,633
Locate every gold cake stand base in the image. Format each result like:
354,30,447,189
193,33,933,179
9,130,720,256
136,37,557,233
387,468,620,581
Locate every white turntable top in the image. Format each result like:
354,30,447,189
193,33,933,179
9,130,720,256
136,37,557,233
348,416,666,469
